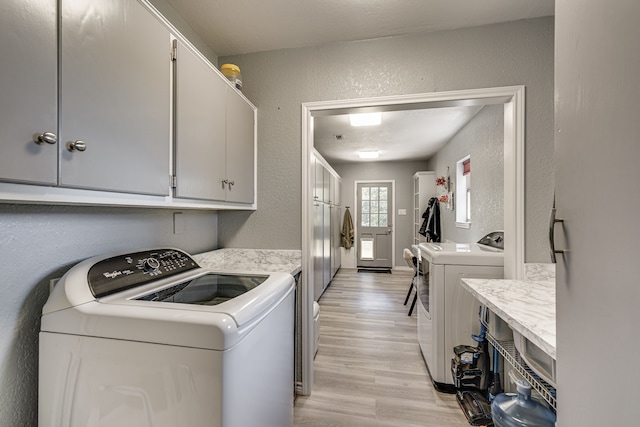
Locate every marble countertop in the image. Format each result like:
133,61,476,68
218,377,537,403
461,276,556,359
193,248,302,276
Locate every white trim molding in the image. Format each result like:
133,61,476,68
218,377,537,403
300,85,525,395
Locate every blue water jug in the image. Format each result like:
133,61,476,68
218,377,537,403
491,380,556,427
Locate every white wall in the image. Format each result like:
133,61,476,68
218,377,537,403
218,17,555,263
426,104,504,243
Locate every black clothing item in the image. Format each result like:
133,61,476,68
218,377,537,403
418,197,441,242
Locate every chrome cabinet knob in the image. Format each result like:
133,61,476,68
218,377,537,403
67,140,87,152
34,132,57,145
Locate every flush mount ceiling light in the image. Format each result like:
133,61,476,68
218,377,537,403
358,150,379,159
349,112,381,127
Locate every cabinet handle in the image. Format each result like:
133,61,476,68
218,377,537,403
228,181,235,186
34,132,57,145
549,196,567,263
222,179,229,185
67,140,87,152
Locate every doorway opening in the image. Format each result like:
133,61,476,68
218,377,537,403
299,86,525,396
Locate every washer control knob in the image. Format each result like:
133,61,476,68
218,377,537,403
143,257,160,272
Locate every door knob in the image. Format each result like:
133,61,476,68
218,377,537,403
67,140,87,152
34,132,57,145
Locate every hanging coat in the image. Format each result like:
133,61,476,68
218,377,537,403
419,197,441,242
341,208,354,249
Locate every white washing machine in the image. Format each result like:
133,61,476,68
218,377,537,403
417,232,504,392
39,248,295,427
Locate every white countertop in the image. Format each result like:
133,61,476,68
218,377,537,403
193,248,302,276
461,276,556,359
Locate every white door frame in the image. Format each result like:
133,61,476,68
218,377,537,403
300,85,525,395
354,179,396,269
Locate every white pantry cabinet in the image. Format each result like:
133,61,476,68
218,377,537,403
311,150,342,300
59,0,171,196
0,0,58,185
412,171,435,245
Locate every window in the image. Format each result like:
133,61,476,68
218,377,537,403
456,156,471,228
360,185,388,227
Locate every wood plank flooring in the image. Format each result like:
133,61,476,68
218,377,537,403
294,268,470,427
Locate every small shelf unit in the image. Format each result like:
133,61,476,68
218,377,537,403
487,333,557,411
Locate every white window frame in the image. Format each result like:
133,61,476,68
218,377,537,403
456,155,471,229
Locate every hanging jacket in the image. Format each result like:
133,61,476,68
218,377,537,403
341,208,354,249
419,197,441,242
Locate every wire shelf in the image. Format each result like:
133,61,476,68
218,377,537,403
486,333,557,411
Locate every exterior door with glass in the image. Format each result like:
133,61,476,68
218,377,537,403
357,182,393,270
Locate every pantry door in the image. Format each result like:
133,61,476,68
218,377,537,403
356,181,393,271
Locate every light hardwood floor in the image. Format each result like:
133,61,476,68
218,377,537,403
294,268,470,427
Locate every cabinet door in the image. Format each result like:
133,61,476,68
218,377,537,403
314,160,326,202
59,0,171,195
555,2,640,424
0,0,57,185
225,87,255,204
174,40,226,201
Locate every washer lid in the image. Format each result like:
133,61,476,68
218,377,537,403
419,241,504,266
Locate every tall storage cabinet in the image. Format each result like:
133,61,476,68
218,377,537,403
413,171,436,245
312,150,342,301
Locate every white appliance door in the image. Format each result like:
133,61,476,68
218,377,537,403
555,1,640,424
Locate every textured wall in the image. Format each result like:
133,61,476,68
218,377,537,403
332,160,428,267
0,205,218,426
426,104,504,243
219,17,554,262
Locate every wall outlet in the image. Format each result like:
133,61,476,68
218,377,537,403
173,212,185,234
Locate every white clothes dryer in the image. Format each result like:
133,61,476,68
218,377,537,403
417,232,504,392
39,248,295,427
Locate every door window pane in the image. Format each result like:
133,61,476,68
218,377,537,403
371,187,378,200
362,214,370,227
361,200,370,214
370,214,378,227
380,201,387,212
362,187,369,200
371,201,379,213
379,214,388,227
379,187,387,201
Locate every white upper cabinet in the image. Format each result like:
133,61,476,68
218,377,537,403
0,0,58,185
59,0,171,196
0,0,256,208
174,40,227,201
224,87,256,204
174,41,255,204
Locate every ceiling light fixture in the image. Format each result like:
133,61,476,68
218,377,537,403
358,150,379,159
349,112,382,127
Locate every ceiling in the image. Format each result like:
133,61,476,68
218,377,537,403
164,0,553,165
314,106,484,164
165,0,554,57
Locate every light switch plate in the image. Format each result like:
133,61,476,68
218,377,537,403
398,209,407,216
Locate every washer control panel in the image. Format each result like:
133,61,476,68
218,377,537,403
88,249,199,298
